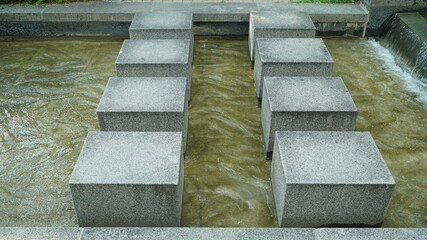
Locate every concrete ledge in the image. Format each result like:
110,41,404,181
1,227,426,239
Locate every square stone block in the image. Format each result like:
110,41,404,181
129,12,194,61
115,39,191,95
271,131,395,228
261,77,357,153
96,77,188,151
254,38,334,98
249,11,316,61
69,131,184,227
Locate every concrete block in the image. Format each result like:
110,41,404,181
249,11,316,61
254,38,333,98
69,131,184,227
261,77,357,153
81,227,315,240
315,228,427,240
97,77,188,151
129,12,193,61
0,228,82,240
271,131,395,228
115,39,191,95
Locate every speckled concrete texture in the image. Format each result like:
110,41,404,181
315,228,427,240
96,77,188,150
0,228,82,240
249,11,315,61
254,38,333,98
271,131,395,228
261,76,357,153
69,131,184,227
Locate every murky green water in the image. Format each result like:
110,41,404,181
0,37,124,226
0,36,425,228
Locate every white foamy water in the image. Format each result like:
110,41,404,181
367,39,427,103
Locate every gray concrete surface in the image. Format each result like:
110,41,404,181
261,77,357,153
271,131,395,228
249,11,315,61
115,39,191,96
0,228,82,240
315,228,427,240
97,77,188,151
69,131,184,227
81,228,314,240
254,38,333,98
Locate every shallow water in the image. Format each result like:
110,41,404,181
0,37,124,226
0,36,425,228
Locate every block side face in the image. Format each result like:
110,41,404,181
130,12,193,30
265,77,357,112
275,131,395,184
129,29,193,40
116,63,190,78
271,139,287,227
254,45,264,98
261,87,273,152
254,28,316,38
69,132,182,185
116,39,190,64
281,184,395,228
97,77,186,112
70,184,181,227
262,62,333,78
257,38,334,63
0,228,82,240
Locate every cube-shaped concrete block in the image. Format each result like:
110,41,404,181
261,77,357,153
254,38,334,98
96,77,188,151
69,131,184,227
115,39,191,96
249,11,316,61
129,12,194,61
271,131,395,228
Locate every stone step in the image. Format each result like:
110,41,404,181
96,77,188,151
261,76,357,153
249,11,316,62
115,39,192,97
69,131,184,227
129,11,194,62
271,131,395,228
254,38,333,98
1,227,426,239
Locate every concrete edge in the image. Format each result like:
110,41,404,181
1,227,426,239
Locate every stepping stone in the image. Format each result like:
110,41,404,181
69,131,184,227
115,39,191,97
271,131,395,228
96,77,188,151
261,76,357,153
254,38,333,98
249,11,316,62
129,12,193,61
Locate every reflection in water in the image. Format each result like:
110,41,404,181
0,36,425,228
0,37,124,226
324,37,426,228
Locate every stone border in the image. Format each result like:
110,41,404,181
0,227,425,239
0,2,368,36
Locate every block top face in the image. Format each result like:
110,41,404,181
97,77,186,112
130,12,193,30
116,39,190,64
264,77,357,112
251,11,315,30
256,38,334,63
275,131,395,185
69,131,182,185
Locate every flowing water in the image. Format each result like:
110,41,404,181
0,36,425,228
